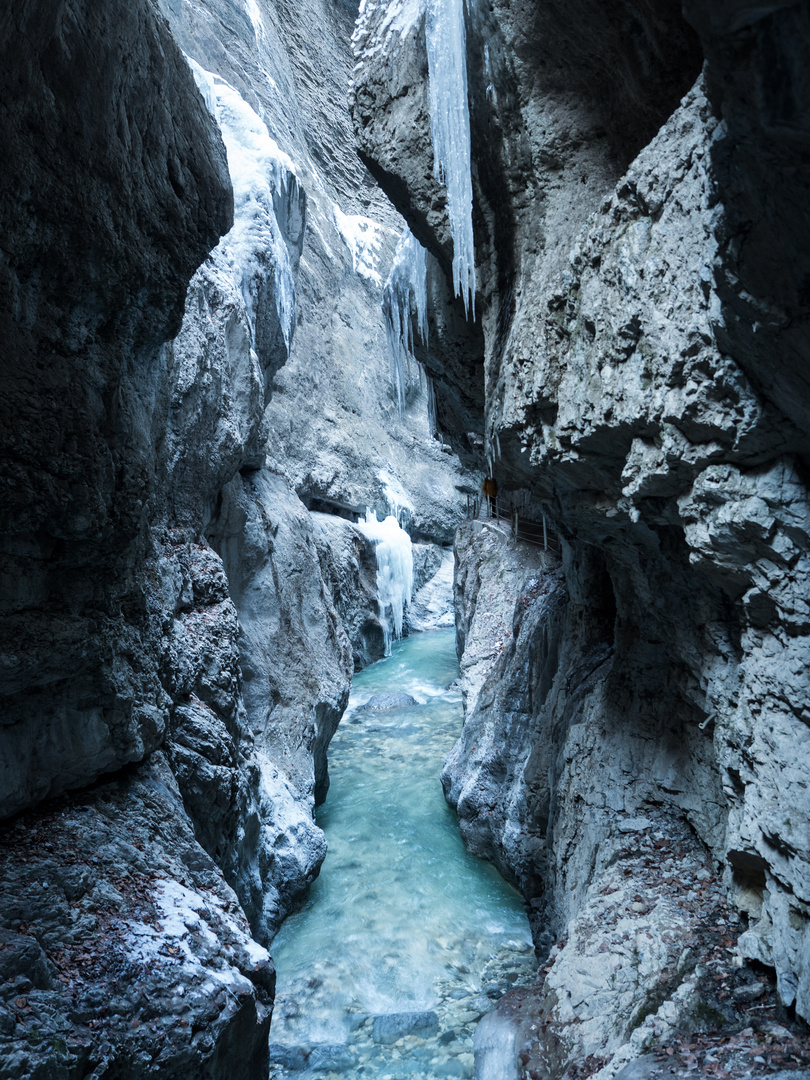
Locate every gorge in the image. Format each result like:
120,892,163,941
1,0,810,1078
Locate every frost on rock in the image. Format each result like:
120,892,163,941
334,206,386,285
243,0,266,42
186,56,299,354
357,510,414,653
352,0,427,66
382,226,429,416
379,468,416,528
425,0,476,317
125,878,270,991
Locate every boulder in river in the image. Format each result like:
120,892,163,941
357,692,419,712
372,1010,439,1044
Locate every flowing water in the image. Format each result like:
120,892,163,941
267,629,535,1079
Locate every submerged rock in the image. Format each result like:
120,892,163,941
357,692,420,712
373,1010,440,1044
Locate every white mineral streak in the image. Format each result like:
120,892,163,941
334,207,386,284
383,227,429,415
425,0,476,317
186,56,298,350
357,509,414,653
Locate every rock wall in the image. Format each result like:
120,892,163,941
0,0,232,820
0,2,279,1073
0,0,473,1075
351,0,810,1069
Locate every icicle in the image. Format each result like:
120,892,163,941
356,509,414,655
426,373,438,438
382,227,429,417
425,0,476,318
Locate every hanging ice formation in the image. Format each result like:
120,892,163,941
426,373,438,438
382,227,429,417
186,57,298,354
356,510,414,654
425,0,476,318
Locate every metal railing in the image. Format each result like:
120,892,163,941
465,494,562,555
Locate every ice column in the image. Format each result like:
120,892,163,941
382,227,429,417
357,510,414,654
425,0,476,318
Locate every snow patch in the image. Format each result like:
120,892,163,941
334,207,386,284
352,0,426,64
379,470,414,525
243,0,266,42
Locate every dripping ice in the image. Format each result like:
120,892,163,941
357,510,414,655
425,0,476,317
352,0,476,316
383,227,428,417
186,56,298,353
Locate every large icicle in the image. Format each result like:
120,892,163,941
356,510,414,654
425,0,476,318
382,226,429,416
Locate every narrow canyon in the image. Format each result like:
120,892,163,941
1,1,809,1078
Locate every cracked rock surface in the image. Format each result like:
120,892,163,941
352,0,810,1068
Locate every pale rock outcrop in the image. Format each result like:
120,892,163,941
407,545,455,632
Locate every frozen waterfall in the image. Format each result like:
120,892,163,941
186,56,298,353
425,0,476,317
382,227,428,417
357,510,414,654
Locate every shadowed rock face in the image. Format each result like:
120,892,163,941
0,0,233,817
352,0,810,1052
684,0,810,449
0,2,283,1074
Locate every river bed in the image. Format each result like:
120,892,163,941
267,629,535,1079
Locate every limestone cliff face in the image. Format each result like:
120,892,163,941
153,0,476,935
352,0,810,1059
0,2,279,1074
0,0,232,820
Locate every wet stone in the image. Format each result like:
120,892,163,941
373,1011,439,1044
357,692,419,712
